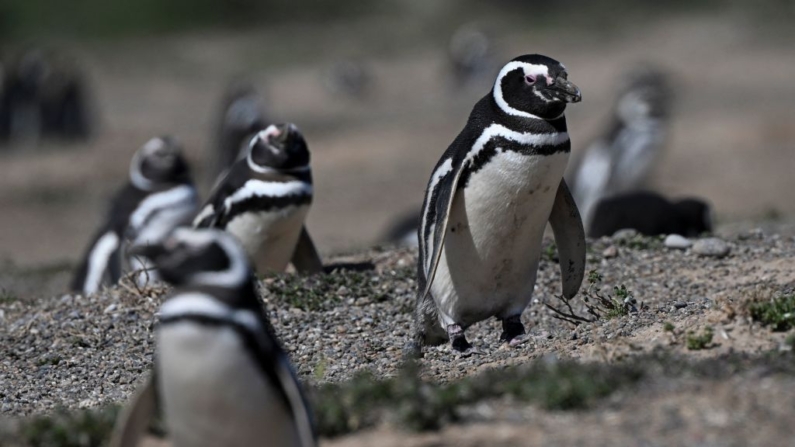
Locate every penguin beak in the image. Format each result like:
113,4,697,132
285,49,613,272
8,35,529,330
551,77,582,103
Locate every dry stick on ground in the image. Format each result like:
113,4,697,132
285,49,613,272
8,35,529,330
544,294,599,326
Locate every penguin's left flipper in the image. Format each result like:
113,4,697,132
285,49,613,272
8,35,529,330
110,375,157,447
291,226,323,274
548,179,586,299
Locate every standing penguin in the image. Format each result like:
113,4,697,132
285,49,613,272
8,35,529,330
211,82,268,182
567,67,671,229
70,137,198,294
194,123,323,274
111,228,316,447
410,54,586,355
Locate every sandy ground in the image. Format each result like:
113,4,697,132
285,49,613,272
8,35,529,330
0,13,793,276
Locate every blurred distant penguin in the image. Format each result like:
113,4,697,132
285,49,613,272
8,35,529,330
194,124,323,274
448,24,495,89
588,191,712,238
71,137,198,294
322,60,372,99
568,66,672,229
112,228,316,447
410,55,586,355
211,82,268,182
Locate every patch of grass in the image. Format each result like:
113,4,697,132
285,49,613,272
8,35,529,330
786,334,795,350
663,322,675,332
0,288,18,304
312,358,643,436
262,265,414,312
748,294,795,332
36,355,62,367
615,234,664,251
16,405,119,447
545,269,637,325
686,327,714,350
544,242,557,262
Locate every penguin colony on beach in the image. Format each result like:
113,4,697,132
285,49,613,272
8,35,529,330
63,48,703,446
112,228,316,447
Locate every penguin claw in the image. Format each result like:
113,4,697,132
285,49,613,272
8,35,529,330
508,334,529,346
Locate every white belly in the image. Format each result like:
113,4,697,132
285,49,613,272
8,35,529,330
157,323,302,447
430,151,569,328
225,205,309,272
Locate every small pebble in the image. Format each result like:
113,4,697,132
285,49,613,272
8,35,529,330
602,246,618,258
664,234,692,249
612,228,639,241
693,238,731,258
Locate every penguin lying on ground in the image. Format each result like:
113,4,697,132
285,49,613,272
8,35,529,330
194,124,323,274
70,137,198,294
588,191,712,238
409,54,586,356
210,82,268,183
111,228,316,447
567,67,671,229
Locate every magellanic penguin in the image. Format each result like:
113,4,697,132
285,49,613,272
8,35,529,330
210,81,268,182
111,228,316,447
193,123,323,274
70,137,199,294
410,54,587,355
567,66,671,229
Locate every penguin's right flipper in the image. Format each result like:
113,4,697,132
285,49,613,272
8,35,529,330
290,226,323,274
70,229,121,294
548,179,586,299
110,375,157,447
418,154,468,302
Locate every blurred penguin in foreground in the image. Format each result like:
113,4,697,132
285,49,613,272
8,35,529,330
567,66,672,233
111,228,316,447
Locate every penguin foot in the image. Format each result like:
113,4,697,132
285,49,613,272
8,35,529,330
499,316,526,344
447,324,472,353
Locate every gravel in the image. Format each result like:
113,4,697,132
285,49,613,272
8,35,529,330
692,237,731,257
0,231,794,419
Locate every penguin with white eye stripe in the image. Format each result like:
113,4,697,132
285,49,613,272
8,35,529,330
194,123,323,274
71,136,199,295
111,228,316,447
409,54,587,356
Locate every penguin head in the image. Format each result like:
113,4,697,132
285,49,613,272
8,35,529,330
130,136,191,190
493,54,581,120
616,66,671,124
129,228,251,289
247,123,310,173
674,198,713,237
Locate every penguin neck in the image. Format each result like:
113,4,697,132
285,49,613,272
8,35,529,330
487,94,568,134
179,279,261,312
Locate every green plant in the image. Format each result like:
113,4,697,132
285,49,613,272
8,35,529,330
18,406,120,447
545,270,636,325
663,322,675,332
748,294,795,332
686,327,714,350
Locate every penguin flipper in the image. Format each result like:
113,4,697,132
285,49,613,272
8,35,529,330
110,375,157,447
273,355,318,447
549,179,586,299
290,226,323,274
419,156,467,302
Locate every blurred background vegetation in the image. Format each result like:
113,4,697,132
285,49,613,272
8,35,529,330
1,0,793,39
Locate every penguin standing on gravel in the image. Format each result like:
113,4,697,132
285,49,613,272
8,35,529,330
410,54,586,355
111,228,316,447
193,123,323,274
71,137,198,294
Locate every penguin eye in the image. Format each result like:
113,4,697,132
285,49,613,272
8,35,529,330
524,75,537,85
